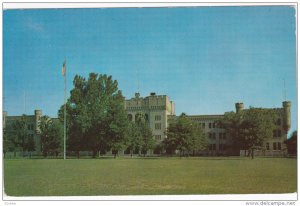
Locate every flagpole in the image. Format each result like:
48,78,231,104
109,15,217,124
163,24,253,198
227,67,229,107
64,60,67,160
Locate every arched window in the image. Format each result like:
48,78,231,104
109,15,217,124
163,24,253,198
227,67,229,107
145,114,149,122
127,114,133,121
135,113,140,122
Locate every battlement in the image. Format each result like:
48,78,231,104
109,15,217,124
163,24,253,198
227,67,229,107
125,92,175,114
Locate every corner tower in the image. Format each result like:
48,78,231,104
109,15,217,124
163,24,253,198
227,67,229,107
282,101,291,134
34,109,42,134
235,102,244,113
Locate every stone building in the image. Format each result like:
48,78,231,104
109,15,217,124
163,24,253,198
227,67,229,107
185,101,291,156
125,92,175,143
3,110,42,155
3,92,291,157
125,93,291,156
185,114,229,156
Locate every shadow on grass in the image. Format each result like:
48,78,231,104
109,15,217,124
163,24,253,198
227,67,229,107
4,155,288,161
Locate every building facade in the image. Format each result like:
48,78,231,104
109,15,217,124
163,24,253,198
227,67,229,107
125,93,291,156
185,102,291,156
3,110,42,155
125,92,175,142
3,92,291,156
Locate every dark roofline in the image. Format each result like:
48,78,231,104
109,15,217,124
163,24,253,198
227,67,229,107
186,114,224,118
6,115,35,118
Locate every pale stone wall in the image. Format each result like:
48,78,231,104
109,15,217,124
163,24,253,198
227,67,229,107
186,102,291,156
186,115,231,155
125,93,175,142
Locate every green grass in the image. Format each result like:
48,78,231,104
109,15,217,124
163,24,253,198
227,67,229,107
4,157,297,196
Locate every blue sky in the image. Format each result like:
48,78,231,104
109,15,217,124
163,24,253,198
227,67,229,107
3,6,297,134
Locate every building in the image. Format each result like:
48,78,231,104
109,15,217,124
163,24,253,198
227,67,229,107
125,92,175,142
185,102,291,156
125,93,291,156
3,110,42,155
185,114,229,156
3,92,291,157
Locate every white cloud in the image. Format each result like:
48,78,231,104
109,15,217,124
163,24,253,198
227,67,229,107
26,18,45,34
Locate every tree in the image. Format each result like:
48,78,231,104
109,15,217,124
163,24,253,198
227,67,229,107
3,132,15,158
217,108,276,159
134,113,154,156
4,115,37,158
140,122,155,156
3,130,19,158
216,112,244,155
241,108,276,159
12,115,28,155
125,113,154,157
125,122,143,157
59,73,128,158
285,130,297,156
190,124,208,156
25,135,35,158
39,116,62,157
163,113,207,157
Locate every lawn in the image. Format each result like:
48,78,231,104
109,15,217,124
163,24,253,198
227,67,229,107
3,157,297,196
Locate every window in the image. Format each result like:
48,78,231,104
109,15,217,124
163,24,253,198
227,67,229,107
209,144,216,151
273,130,277,138
155,135,161,141
273,130,282,138
209,133,212,139
219,133,226,140
155,115,161,121
27,124,34,130
202,123,205,129
212,123,215,128
155,123,161,130
273,142,277,150
219,144,226,151
209,123,212,128
277,130,282,138
127,114,133,121
276,118,281,126
266,143,270,150
212,133,216,139
278,142,281,150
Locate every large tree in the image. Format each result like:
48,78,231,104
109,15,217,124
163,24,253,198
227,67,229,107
4,115,37,157
59,73,128,158
140,123,155,156
125,122,143,157
125,113,154,157
3,132,16,158
163,113,207,156
241,108,276,158
216,111,244,155
13,114,29,155
39,116,63,157
218,107,277,159
137,118,154,156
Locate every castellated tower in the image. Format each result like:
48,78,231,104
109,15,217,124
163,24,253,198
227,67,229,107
235,102,244,113
125,92,175,145
34,109,42,134
282,101,291,134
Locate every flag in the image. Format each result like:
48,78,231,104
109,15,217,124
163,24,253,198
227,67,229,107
62,60,66,76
